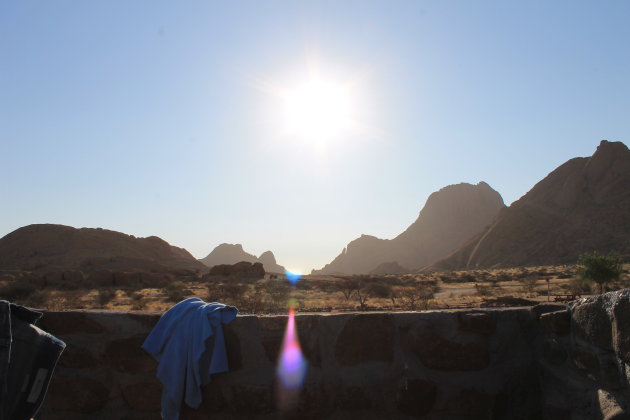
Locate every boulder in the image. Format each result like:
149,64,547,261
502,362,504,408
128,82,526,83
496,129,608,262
571,296,613,350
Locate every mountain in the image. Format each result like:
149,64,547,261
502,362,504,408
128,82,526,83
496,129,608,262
0,224,207,272
312,182,505,274
432,140,630,270
200,244,286,273
258,251,285,274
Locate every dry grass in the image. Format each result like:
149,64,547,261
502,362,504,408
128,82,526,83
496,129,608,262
1,264,628,313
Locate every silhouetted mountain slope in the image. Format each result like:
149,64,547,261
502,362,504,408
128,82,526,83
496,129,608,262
200,244,286,273
432,140,630,269
313,182,505,274
0,224,206,272
369,261,409,275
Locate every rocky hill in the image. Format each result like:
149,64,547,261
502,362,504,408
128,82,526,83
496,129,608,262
313,182,505,274
0,224,207,273
432,140,630,269
200,243,286,273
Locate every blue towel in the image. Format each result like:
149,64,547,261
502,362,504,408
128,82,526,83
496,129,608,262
142,297,238,420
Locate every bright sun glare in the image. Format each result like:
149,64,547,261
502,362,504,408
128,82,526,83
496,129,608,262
283,77,354,144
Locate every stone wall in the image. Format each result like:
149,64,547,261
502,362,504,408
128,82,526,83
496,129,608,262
536,290,630,419
35,289,630,419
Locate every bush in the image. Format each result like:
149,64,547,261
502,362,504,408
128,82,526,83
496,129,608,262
577,252,623,294
475,283,494,297
239,283,265,313
333,277,360,301
24,289,50,308
263,280,291,311
459,273,476,283
398,283,437,310
520,277,538,295
568,277,592,295
165,280,189,302
98,288,117,306
207,281,247,305
0,281,38,302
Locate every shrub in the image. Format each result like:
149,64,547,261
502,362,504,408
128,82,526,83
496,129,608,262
165,280,189,302
520,277,538,295
568,277,592,295
459,273,476,283
263,280,291,311
0,281,38,302
577,252,623,294
24,289,50,308
239,283,265,313
475,283,495,297
398,283,436,310
98,288,117,306
333,277,360,301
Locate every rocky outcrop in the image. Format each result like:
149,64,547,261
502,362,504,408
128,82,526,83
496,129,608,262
433,140,630,269
313,182,505,274
0,224,206,273
205,261,265,279
200,244,285,273
36,289,630,419
536,290,630,418
257,251,285,274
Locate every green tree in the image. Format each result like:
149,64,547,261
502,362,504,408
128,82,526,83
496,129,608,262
577,252,623,294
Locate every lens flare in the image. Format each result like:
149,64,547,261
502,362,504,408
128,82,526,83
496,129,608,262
276,308,307,390
285,271,302,285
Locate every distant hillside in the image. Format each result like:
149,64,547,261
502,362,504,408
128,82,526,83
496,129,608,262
432,140,630,269
200,243,286,273
0,224,207,273
369,261,409,275
313,182,505,274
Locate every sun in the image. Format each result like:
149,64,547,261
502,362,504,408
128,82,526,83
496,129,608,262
283,77,354,144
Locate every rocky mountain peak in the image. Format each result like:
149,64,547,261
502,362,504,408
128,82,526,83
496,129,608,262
313,182,505,274
200,244,286,273
431,140,630,269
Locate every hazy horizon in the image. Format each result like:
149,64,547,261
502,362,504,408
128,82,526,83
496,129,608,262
2,1,629,272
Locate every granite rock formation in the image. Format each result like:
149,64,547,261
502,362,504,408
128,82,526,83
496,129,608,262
313,182,505,274
432,140,630,269
206,261,266,279
200,244,285,273
0,224,206,273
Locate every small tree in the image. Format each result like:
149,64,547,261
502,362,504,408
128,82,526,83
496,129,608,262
334,277,360,301
577,252,623,294
520,276,538,296
399,283,437,310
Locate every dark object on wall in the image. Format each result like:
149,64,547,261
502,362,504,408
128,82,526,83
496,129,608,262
0,301,66,420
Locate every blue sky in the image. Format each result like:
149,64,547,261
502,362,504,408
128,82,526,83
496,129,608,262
1,1,629,272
